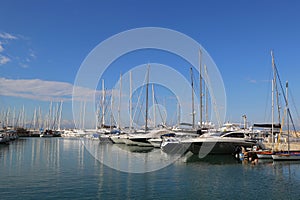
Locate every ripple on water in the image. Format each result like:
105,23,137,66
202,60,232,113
1,138,300,199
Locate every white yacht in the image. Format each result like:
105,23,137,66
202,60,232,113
0,131,10,144
123,128,171,147
147,138,163,148
161,131,258,155
110,133,129,144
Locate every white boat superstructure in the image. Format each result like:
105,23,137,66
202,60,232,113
61,129,87,138
218,122,241,133
123,128,172,147
110,134,128,144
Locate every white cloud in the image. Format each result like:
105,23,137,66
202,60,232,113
249,79,257,84
29,49,36,59
0,43,4,52
0,32,18,40
0,78,101,102
19,63,29,68
0,55,10,65
0,32,35,68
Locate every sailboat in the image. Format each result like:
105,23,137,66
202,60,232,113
110,72,132,144
255,51,300,160
123,64,153,146
161,59,258,155
40,102,54,137
272,81,300,161
255,77,279,159
255,51,284,159
272,152,300,161
123,65,171,147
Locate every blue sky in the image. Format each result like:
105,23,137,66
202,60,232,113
1,0,300,129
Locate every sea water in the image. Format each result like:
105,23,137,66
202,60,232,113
1,138,300,199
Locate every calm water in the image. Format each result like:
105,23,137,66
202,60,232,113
1,138,300,200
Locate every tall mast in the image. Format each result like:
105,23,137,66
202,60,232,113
118,73,122,130
48,102,52,130
286,81,290,152
199,50,203,128
129,71,133,131
96,104,99,130
101,79,105,127
58,101,63,130
204,64,221,127
17,108,21,128
145,64,150,132
53,102,59,130
6,107,10,128
38,106,42,131
110,88,114,132
22,105,25,128
79,101,82,129
271,50,278,152
82,101,86,130
271,75,275,151
12,107,15,129
152,84,156,128
271,51,281,125
205,83,209,124
190,67,195,129
177,102,181,127
33,107,36,130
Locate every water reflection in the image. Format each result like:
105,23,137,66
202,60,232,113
0,143,9,158
83,140,181,173
0,138,87,176
182,153,240,165
1,138,300,199
272,160,300,181
114,144,154,153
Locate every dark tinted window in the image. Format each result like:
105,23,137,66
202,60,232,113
223,132,245,138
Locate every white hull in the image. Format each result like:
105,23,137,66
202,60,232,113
272,154,300,161
161,132,257,155
257,154,273,159
61,130,86,138
124,129,170,147
123,138,153,147
110,135,127,144
256,151,273,159
148,138,162,148
40,134,53,137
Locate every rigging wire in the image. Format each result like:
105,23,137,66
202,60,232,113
272,56,297,134
288,87,300,127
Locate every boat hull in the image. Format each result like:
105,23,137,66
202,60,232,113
110,135,127,144
272,153,300,161
256,151,273,159
98,135,113,143
123,138,153,147
161,137,257,155
0,136,10,144
40,134,53,138
148,138,162,148
189,141,255,155
160,140,191,155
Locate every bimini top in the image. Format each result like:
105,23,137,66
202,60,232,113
253,123,281,129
